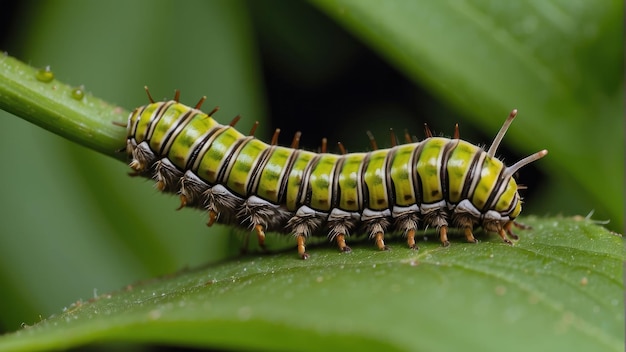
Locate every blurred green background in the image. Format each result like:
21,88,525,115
0,0,622,334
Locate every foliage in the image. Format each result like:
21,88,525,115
0,218,623,351
0,0,622,350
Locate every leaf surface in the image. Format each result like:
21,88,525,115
0,218,622,351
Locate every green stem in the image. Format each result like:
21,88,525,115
0,54,127,161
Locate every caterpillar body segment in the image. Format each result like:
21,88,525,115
126,90,547,259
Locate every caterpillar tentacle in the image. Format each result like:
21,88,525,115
126,88,547,259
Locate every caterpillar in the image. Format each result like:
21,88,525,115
126,87,547,259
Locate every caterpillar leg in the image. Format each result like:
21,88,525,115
327,209,358,254
206,210,218,227
506,220,532,240
253,224,267,251
287,206,325,259
374,232,390,251
239,196,291,253
364,216,391,251
154,159,183,192
335,234,352,253
483,220,516,244
464,227,478,243
205,185,243,226
393,210,419,250
406,228,417,250
422,204,448,247
179,171,210,210
497,228,513,245
439,225,450,247
177,195,188,210
127,140,155,174
505,222,519,240
496,221,521,244
239,224,268,255
296,234,309,260
512,221,531,230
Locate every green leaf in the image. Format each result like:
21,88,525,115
0,218,622,351
312,0,624,230
0,0,264,329
0,1,622,350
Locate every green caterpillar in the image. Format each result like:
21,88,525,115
126,88,547,259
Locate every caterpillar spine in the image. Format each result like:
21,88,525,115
126,88,547,259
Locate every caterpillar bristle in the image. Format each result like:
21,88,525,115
320,138,328,153
423,123,433,138
143,86,155,104
366,131,378,150
488,109,517,157
390,128,398,147
453,123,460,139
504,149,548,179
194,96,207,110
208,106,220,116
253,224,268,251
271,128,281,146
249,121,259,136
229,115,241,127
173,90,180,103
403,129,412,144
290,131,301,149
337,142,347,155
